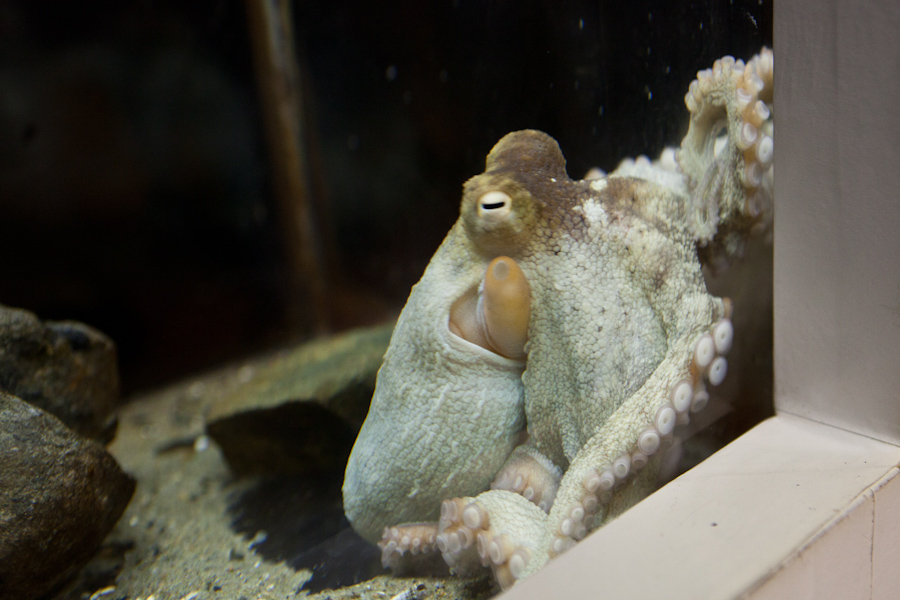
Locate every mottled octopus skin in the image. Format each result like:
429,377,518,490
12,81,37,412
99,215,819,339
343,49,773,588
342,216,528,543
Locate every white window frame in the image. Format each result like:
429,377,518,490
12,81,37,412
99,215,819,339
503,1,900,598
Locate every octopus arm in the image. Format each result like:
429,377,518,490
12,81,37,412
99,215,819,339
677,49,774,260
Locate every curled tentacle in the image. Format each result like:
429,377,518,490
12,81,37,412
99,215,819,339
677,48,774,261
436,491,548,590
491,445,563,512
545,309,736,558
379,522,448,575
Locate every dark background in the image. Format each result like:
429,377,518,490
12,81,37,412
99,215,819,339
0,0,773,394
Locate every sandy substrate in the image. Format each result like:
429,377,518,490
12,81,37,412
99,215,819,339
50,360,492,600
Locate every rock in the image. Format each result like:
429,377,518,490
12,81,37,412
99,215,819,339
0,304,120,443
0,392,135,600
206,322,393,476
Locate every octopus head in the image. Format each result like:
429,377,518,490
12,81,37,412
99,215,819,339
449,130,573,361
460,129,567,255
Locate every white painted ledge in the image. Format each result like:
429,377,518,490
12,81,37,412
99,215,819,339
501,413,900,599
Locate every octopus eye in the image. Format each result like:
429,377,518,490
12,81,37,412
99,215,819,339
477,191,513,224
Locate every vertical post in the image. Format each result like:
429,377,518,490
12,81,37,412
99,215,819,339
775,0,900,443
246,0,329,335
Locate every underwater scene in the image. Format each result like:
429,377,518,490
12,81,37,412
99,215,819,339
0,0,772,598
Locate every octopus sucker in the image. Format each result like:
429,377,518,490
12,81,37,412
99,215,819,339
738,121,758,150
670,379,694,413
488,534,514,565
582,469,602,493
343,49,773,589
693,333,716,368
638,429,661,455
463,502,489,530
631,451,649,470
756,135,774,165
612,454,631,479
508,548,531,579
378,522,441,570
691,387,711,414
707,356,729,386
713,318,734,353
655,404,677,434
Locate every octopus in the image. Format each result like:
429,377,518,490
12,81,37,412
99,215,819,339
343,49,774,590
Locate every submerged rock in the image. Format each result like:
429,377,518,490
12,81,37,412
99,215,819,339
206,322,393,476
0,304,120,443
0,392,135,600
